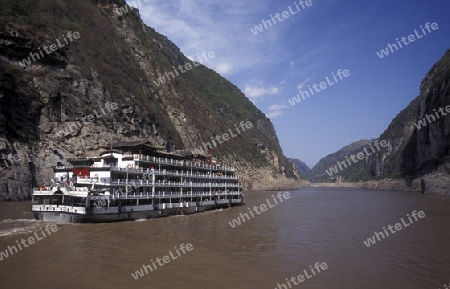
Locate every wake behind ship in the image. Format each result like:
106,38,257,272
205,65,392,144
32,141,243,223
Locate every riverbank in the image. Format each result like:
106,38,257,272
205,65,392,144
309,172,449,195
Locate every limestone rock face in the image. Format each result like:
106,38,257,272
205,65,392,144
420,173,450,195
414,60,450,174
364,50,450,192
0,1,303,200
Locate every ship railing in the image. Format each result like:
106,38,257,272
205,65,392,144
149,170,238,180
112,166,239,180
77,176,111,184
91,188,242,199
153,182,236,187
90,165,113,168
32,204,86,214
111,179,152,186
109,179,240,188
132,154,236,172
112,167,149,173
112,190,242,199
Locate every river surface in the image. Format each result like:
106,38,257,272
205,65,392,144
1,187,450,289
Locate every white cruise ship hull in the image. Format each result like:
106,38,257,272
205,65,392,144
33,200,242,223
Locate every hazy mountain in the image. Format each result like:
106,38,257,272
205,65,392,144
290,158,310,179
309,140,375,183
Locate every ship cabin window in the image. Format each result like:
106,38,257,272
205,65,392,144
121,199,137,206
104,158,117,168
89,200,99,208
139,199,152,205
63,196,86,206
33,195,63,205
109,200,118,207
33,196,45,204
48,195,63,205
72,161,93,167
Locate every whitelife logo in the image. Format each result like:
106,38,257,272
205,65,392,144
288,69,350,106
250,0,313,35
376,22,439,59
414,105,450,130
228,192,290,228
18,31,80,67
192,121,253,157
363,210,425,247
0,153,20,172
57,102,118,138
131,243,193,280
274,262,328,289
325,139,388,177
0,224,59,262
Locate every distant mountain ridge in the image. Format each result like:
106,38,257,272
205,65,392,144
309,139,375,183
290,158,310,178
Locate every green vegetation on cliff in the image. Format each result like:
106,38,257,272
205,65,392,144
0,0,302,197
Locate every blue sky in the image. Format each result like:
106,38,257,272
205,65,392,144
129,0,450,168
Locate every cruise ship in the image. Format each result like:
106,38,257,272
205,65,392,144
31,141,244,223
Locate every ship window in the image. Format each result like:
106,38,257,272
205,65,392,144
74,197,86,206
109,200,118,207
121,199,137,206
140,199,152,205
48,195,63,205
63,196,85,206
32,196,45,204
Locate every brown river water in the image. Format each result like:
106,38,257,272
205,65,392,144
1,187,450,289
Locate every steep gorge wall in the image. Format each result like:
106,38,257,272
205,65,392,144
364,50,450,193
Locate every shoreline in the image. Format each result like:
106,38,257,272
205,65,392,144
308,172,449,195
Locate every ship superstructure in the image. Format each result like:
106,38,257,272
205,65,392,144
32,141,243,223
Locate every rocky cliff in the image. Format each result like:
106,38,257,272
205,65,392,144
365,50,450,194
0,0,304,200
290,158,310,179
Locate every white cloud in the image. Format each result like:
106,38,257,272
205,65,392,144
215,62,234,75
243,82,279,102
265,104,289,118
297,77,312,90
